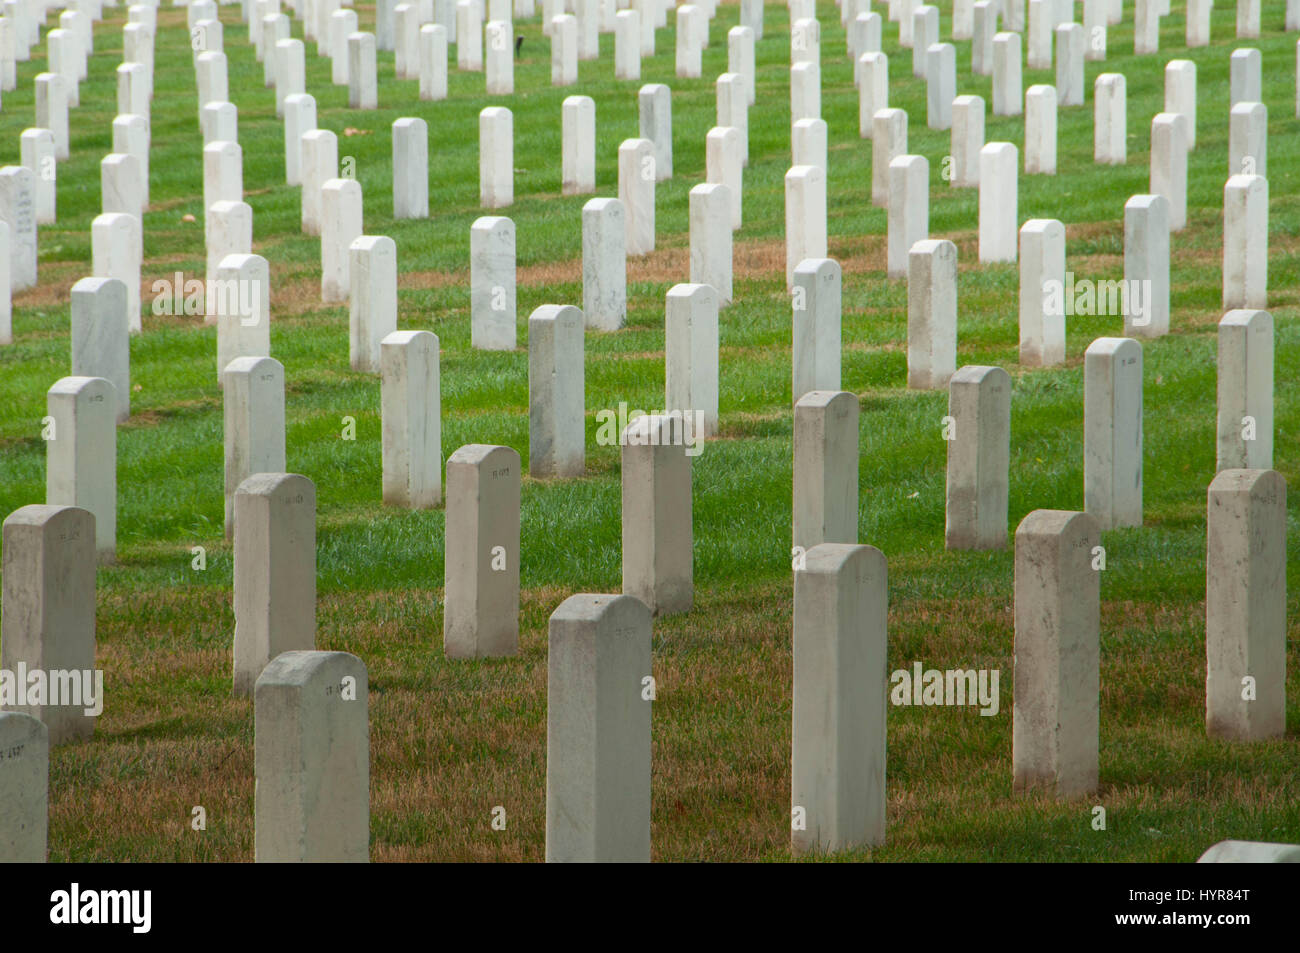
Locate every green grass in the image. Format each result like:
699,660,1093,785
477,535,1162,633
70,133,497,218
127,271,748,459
0,1,1297,861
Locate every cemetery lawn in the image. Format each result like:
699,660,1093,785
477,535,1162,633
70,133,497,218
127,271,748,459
1,3,1298,861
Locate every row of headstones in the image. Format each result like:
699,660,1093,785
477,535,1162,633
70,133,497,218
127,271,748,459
0,447,1286,860
0,0,156,345
2,1,1289,863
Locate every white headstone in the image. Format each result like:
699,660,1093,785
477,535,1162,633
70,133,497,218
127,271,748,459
392,117,429,219
791,543,886,854
528,305,586,478
582,197,626,331
381,329,442,508
254,650,368,862
1019,219,1065,366
320,178,363,304
0,505,96,745
443,444,521,657
1205,468,1285,740
222,356,287,539
1013,509,1100,798
562,95,596,195
479,106,513,208
907,239,957,389
1084,336,1143,529
620,415,692,616
46,376,117,561
1222,174,1267,311
545,593,652,863
978,143,1018,262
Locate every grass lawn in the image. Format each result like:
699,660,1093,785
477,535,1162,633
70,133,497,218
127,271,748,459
0,0,1297,861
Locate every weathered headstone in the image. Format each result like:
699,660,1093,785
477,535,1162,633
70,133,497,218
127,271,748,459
1216,309,1272,471
887,155,928,279
0,504,96,745
1123,193,1169,336
1205,468,1285,741
36,74,69,160
545,593,652,863
254,650,368,862
1084,336,1143,529
1228,101,1266,179
349,236,396,374
665,282,718,439
0,166,36,291
485,19,513,93
301,129,338,236
926,42,954,130
1134,0,1159,53
675,4,701,77
1019,219,1066,366
621,414,692,616
443,444,521,658
1222,174,1267,311
233,473,317,697
1013,509,1100,798
46,376,116,562
792,258,841,404
1093,73,1125,164
471,215,517,349
945,366,1010,550
381,329,441,509
1149,113,1188,232
689,183,732,304
871,108,907,208
70,276,130,418
0,712,48,862
791,543,887,855
792,391,859,551
551,12,578,85
580,197,626,331
320,178,363,304
528,305,585,478
618,138,655,255
637,84,673,181
214,254,271,386
223,356,287,539
907,239,957,389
